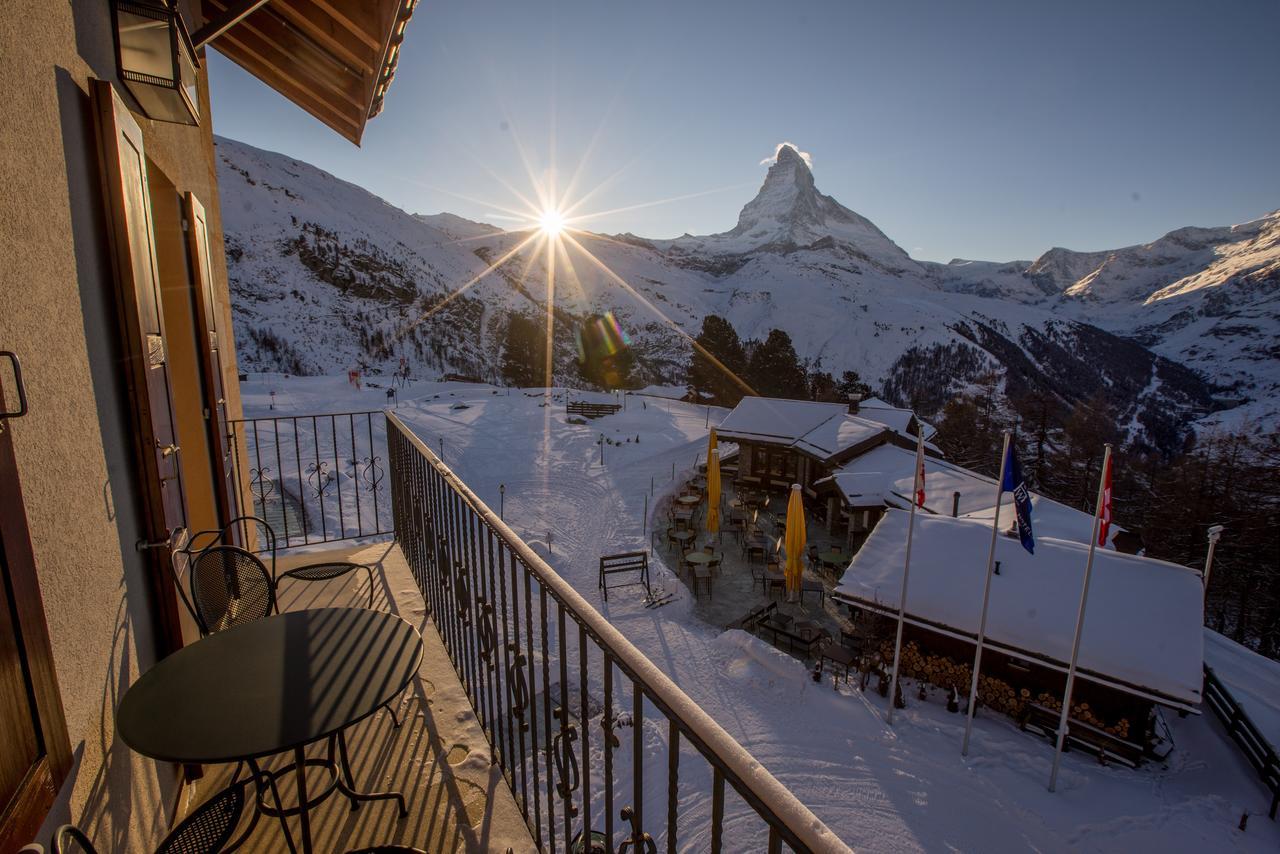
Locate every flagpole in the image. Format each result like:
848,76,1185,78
1048,442,1112,792
961,431,1011,756
887,430,926,726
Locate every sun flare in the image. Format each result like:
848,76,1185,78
538,208,566,236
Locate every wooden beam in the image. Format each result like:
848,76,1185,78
192,0,274,48
271,0,379,74
304,0,387,51
210,43,362,142
213,10,370,112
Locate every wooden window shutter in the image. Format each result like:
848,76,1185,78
91,79,188,657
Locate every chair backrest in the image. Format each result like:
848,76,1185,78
188,546,275,636
702,545,713,554
52,826,97,854
155,779,248,854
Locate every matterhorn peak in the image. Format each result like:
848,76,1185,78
773,143,806,165
658,142,918,273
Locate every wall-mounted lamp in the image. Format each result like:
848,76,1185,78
112,1,200,125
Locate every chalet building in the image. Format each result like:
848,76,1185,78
717,396,937,499
815,442,1134,551
833,512,1202,764
0,1,416,846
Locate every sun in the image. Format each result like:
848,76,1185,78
538,207,566,236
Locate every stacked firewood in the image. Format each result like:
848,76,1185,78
1032,692,1131,741
878,641,1131,738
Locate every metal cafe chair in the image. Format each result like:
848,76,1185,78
171,517,403,727
188,515,377,609
51,775,288,853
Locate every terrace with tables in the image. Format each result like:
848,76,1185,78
651,471,871,682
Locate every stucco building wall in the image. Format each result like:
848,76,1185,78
0,2,243,847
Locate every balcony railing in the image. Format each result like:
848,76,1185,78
229,411,393,550
387,412,848,853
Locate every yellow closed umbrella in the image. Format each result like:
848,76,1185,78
707,427,718,458
706,449,721,537
783,483,806,599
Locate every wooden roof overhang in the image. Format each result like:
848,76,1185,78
196,0,417,145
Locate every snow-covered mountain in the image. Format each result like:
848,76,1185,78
216,137,1279,450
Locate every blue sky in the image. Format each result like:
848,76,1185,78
207,0,1279,262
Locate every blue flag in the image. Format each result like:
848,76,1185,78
1001,443,1035,554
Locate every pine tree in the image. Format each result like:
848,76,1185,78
686,315,748,405
745,329,808,400
836,370,874,401
501,314,546,388
808,370,840,402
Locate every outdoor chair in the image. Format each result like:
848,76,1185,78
177,515,377,612
185,546,276,636
52,776,279,854
693,567,713,599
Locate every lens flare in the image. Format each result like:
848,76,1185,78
539,208,565,235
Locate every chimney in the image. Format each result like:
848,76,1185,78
951,491,960,517
847,392,862,415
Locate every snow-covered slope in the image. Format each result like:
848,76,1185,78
216,137,1277,448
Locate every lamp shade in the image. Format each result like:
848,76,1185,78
112,1,200,126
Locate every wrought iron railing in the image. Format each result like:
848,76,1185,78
387,412,848,853
229,411,392,551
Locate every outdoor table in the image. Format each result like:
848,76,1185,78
117,608,423,854
685,551,717,570
820,643,857,683
691,477,707,489
745,536,769,564
676,494,701,506
763,569,786,596
818,550,847,570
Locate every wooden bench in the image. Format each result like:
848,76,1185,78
567,401,622,419
598,551,651,601
1021,702,1143,767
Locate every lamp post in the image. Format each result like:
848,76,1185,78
1203,524,1224,589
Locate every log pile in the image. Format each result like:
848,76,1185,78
1032,692,1132,741
879,641,1131,739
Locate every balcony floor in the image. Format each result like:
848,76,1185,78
172,541,534,853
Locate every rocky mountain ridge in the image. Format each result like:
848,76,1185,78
216,137,1279,452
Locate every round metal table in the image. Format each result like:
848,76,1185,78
818,550,848,570
675,494,701,506
118,608,424,853
684,551,717,568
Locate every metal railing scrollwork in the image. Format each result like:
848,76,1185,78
387,412,849,853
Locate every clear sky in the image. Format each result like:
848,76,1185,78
207,0,1279,263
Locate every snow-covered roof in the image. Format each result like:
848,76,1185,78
717,396,929,462
793,414,888,459
821,444,1122,547
716,398,847,445
834,511,1204,708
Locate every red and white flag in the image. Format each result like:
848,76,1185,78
1097,453,1113,546
916,452,926,508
